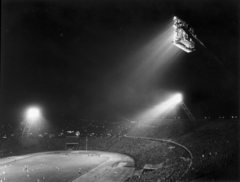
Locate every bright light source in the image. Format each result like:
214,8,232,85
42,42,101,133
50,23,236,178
135,93,183,120
163,93,182,107
172,16,196,53
26,107,40,120
172,93,182,104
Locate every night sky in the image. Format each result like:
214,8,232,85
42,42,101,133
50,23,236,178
1,0,239,127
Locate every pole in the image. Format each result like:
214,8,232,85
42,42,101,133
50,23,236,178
180,101,195,121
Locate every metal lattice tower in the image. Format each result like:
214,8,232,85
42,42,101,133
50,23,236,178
180,101,195,121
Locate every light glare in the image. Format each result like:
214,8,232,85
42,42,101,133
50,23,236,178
26,107,40,120
173,93,182,104
135,93,182,120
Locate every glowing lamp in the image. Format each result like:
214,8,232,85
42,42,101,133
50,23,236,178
26,107,40,121
172,16,195,53
173,93,182,103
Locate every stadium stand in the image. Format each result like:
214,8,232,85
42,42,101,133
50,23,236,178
0,119,238,181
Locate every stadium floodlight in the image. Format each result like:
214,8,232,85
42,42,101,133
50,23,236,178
170,93,182,105
22,106,42,138
136,93,196,121
172,16,196,53
26,107,40,121
137,93,183,120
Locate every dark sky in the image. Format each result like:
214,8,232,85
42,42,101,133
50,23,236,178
1,0,239,127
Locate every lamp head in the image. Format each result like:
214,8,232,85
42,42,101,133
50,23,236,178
26,107,40,120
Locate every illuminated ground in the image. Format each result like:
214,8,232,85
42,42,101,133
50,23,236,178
0,151,134,182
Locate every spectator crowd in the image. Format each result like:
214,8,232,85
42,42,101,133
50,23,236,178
0,119,238,181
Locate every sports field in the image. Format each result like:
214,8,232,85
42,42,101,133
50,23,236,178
0,151,134,182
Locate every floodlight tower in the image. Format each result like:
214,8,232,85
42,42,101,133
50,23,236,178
172,16,236,78
172,16,238,118
174,94,195,121
172,16,196,53
22,107,41,138
179,101,195,121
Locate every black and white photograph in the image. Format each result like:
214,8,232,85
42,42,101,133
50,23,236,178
1,0,239,181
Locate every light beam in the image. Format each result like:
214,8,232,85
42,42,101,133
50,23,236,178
135,93,182,121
